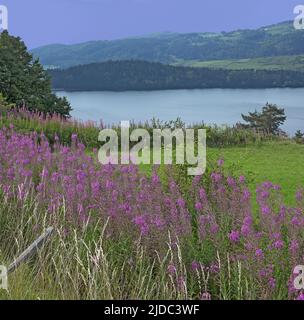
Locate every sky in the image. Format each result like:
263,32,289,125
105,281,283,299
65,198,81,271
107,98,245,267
1,0,301,48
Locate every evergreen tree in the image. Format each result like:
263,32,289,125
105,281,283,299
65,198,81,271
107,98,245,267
241,103,286,134
294,130,304,144
0,31,71,117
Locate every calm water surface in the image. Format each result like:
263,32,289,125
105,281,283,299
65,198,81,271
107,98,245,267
56,88,304,135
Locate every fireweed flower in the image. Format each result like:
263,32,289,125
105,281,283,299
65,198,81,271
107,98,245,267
211,172,222,183
296,293,304,300
271,233,281,240
177,276,186,292
296,191,303,202
191,261,200,271
105,180,114,189
255,249,264,259
289,240,299,254
193,175,202,185
229,230,240,243
71,133,78,141
273,240,284,250
167,263,177,275
242,188,251,201
154,216,165,228
260,191,270,199
195,202,203,211
210,223,219,234
259,269,267,278
152,174,160,184
245,243,253,250
278,205,286,221
200,292,211,300
3,125,304,300
262,181,273,189
291,216,301,226
261,206,271,215
177,198,186,208
210,263,219,274
268,277,276,290
217,159,224,167
243,216,252,226
227,176,236,187
239,175,245,184
241,224,250,236
199,188,206,200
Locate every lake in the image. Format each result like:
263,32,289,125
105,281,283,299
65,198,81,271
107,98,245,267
56,88,304,135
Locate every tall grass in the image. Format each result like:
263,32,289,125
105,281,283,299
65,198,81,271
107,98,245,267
0,109,284,149
0,126,303,300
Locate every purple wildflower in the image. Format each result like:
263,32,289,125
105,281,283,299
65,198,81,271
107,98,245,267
217,159,224,167
167,264,177,275
296,293,304,300
200,292,212,300
239,175,245,184
229,230,240,243
191,261,200,271
194,201,203,211
255,249,264,259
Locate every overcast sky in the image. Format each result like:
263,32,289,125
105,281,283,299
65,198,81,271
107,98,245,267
2,0,300,48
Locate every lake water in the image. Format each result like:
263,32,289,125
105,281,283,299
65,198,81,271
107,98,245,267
56,88,304,135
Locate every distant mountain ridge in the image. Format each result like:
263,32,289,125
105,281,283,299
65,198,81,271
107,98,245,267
31,21,304,69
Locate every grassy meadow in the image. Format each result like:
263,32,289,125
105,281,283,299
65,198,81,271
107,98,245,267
2,18,304,302
174,55,304,72
208,142,304,205
0,110,304,300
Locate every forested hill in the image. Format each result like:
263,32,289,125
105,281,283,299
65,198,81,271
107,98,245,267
33,21,304,69
49,60,304,91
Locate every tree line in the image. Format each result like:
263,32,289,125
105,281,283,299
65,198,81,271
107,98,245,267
49,60,304,91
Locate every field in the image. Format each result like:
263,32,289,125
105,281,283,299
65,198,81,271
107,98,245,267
174,55,304,72
0,112,304,300
208,142,304,205
3,6,304,302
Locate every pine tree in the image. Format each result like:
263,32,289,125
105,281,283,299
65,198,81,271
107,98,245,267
241,103,286,134
294,130,304,144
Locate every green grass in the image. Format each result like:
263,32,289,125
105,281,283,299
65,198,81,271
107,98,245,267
91,140,304,205
173,55,304,72
134,141,304,205
208,141,304,204
0,126,303,300
2,140,303,300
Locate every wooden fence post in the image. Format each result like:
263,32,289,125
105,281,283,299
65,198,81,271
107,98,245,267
7,227,54,274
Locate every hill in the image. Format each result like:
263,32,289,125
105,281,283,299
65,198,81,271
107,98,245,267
49,60,304,91
173,55,304,72
32,21,304,69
